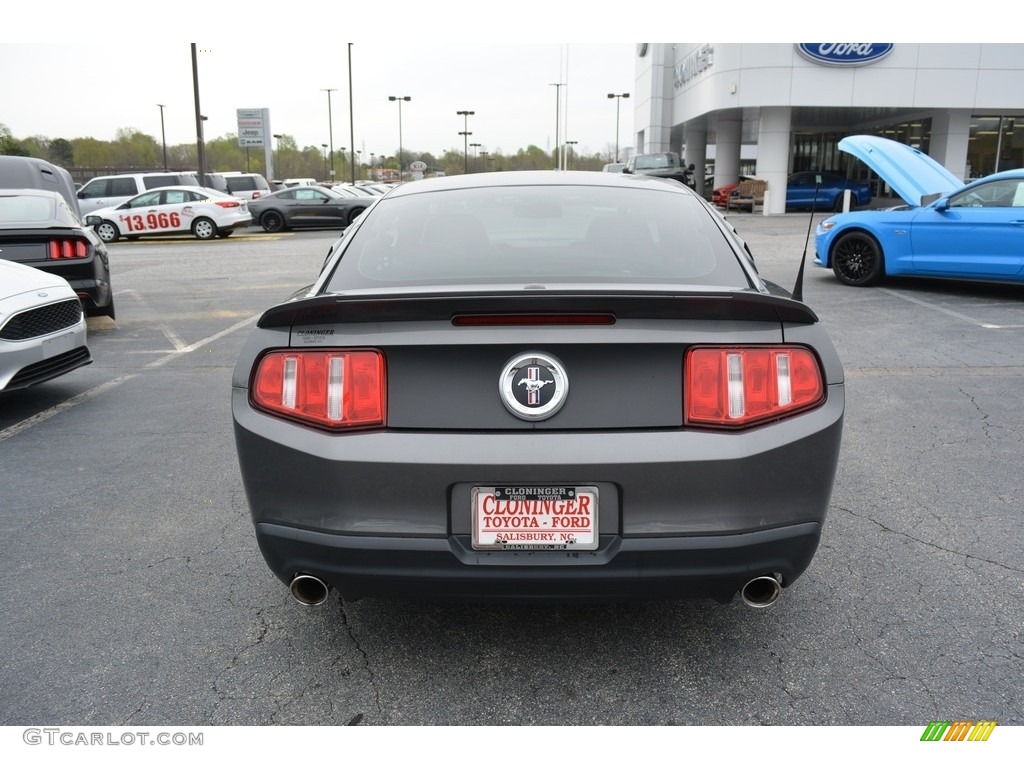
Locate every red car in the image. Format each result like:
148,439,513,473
711,176,753,207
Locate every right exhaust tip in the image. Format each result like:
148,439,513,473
740,575,782,608
289,574,330,606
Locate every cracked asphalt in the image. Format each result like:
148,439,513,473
0,218,1020,727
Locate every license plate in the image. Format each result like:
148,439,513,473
471,486,599,551
41,331,75,358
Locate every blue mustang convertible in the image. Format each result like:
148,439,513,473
815,135,1024,286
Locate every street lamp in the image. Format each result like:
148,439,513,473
457,110,474,174
388,96,411,181
156,104,168,170
321,144,328,179
479,150,489,173
607,93,630,162
321,88,338,179
199,116,208,185
469,142,481,173
566,140,578,170
550,83,565,169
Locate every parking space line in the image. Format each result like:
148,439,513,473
878,288,1024,329
116,289,187,351
0,313,261,443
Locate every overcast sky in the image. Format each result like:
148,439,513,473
0,42,635,160
1,6,1000,163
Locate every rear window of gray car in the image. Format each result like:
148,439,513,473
325,185,750,289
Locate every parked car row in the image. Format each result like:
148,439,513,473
710,171,873,212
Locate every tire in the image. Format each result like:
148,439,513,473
216,229,233,238
348,207,366,225
95,220,120,243
261,211,285,233
833,194,846,213
192,217,217,240
831,231,884,286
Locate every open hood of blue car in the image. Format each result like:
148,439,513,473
838,135,963,207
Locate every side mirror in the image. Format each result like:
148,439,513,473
622,166,633,174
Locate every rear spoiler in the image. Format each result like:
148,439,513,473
257,289,819,329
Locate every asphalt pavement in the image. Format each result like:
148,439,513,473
0,221,1021,732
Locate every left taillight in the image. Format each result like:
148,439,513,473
48,238,90,260
251,349,386,431
685,346,824,428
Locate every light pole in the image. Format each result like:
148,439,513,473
388,96,410,181
273,134,283,178
321,144,328,179
550,83,565,169
348,44,356,185
191,44,206,186
566,140,578,170
479,151,489,173
607,93,630,162
156,104,168,170
321,88,337,179
457,110,474,174
469,142,481,173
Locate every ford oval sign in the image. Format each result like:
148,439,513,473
797,43,893,66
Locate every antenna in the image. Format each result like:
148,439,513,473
793,174,822,302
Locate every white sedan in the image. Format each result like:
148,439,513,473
0,259,90,392
85,186,252,242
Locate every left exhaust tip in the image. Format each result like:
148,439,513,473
289,574,330,606
740,575,782,608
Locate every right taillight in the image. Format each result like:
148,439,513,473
251,349,386,431
685,346,824,428
48,238,90,260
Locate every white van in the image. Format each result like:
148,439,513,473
282,178,317,188
78,171,199,215
221,172,272,200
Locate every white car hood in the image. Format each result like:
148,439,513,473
0,258,74,296
838,135,963,207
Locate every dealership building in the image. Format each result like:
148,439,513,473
632,43,1024,212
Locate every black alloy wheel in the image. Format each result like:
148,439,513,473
832,231,884,286
261,211,285,232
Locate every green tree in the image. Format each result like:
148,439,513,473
49,138,75,166
0,124,28,156
113,128,160,168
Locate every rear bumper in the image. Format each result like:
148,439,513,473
256,521,822,603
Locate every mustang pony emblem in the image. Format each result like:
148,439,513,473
499,354,569,421
518,373,553,393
